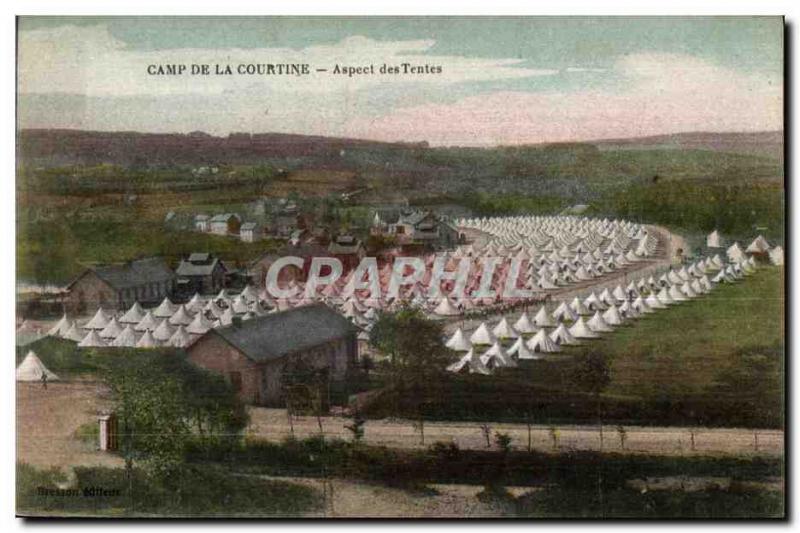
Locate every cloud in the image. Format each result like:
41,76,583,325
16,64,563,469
17,26,781,144
340,53,782,145
18,24,557,98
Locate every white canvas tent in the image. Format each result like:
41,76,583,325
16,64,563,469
707,230,722,248
16,351,59,382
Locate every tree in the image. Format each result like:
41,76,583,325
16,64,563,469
369,306,453,437
103,350,248,481
569,351,611,447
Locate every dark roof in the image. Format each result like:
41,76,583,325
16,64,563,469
209,213,240,223
70,257,175,291
328,236,363,255
397,210,433,227
176,257,223,277
208,304,356,362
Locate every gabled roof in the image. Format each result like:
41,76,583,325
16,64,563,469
68,257,175,291
209,213,241,223
188,252,211,263
328,236,363,255
396,210,433,227
202,303,356,363
176,257,224,277
241,222,259,231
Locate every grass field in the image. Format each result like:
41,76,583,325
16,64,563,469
366,267,785,428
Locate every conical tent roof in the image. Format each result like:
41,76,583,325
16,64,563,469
680,282,698,298
587,311,613,333
153,297,177,318
99,317,124,339
584,292,606,312
534,305,556,328
111,325,138,347
152,319,175,341
612,285,627,302
602,304,624,326
78,329,106,348
513,312,537,334
83,308,110,330
492,318,519,339
552,302,577,323
707,230,722,248
168,325,192,348
769,246,784,266
445,328,472,351
667,284,687,302
169,304,195,326
657,287,676,305
63,322,85,342
119,302,146,324
550,323,579,346
433,296,461,317
136,329,160,348
135,311,159,332
186,293,206,313
47,314,73,337
220,307,236,326
645,292,666,309
186,312,215,335
16,351,59,381
510,337,539,360
569,317,599,339
726,242,745,263
526,329,561,353
745,235,770,254
469,322,497,345
569,297,591,316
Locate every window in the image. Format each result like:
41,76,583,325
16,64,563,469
228,371,243,392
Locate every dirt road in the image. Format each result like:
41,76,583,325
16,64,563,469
247,407,783,458
16,383,782,472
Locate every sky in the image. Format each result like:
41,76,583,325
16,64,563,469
16,16,784,146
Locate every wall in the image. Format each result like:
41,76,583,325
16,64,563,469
186,332,263,404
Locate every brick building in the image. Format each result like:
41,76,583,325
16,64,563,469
186,304,358,406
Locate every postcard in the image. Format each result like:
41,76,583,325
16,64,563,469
15,16,785,518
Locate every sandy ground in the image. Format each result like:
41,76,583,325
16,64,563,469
244,474,527,518
246,407,783,458
16,381,122,469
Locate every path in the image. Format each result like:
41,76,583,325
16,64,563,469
247,407,783,458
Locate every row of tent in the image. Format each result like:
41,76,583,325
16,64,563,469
708,230,783,266
44,286,273,349
445,253,760,375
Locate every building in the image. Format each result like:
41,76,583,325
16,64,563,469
386,210,465,249
186,304,358,406
240,222,261,243
194,214,210,232
208,213,242,236
65,257,176,313
327,235,366,271
175,253,227,295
